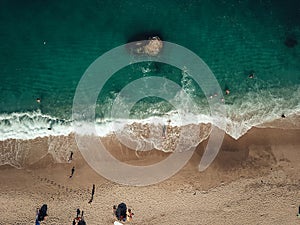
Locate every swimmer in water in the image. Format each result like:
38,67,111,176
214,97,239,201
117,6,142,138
248,73,254,78
36,98,41,103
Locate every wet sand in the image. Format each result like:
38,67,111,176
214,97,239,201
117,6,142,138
0,127,300,224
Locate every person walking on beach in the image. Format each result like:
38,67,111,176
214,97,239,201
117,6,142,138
162,125,166,138
69,166,75,178
88,184,95,203
35,204,48,224
68,151,74,163
73,209,86,225
35,208,40,225
162,119,171,138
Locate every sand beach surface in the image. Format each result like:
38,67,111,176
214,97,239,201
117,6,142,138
0,127,300,225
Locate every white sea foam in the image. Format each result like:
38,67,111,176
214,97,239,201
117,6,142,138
0,99,299,169
0,111,73,141
0,103,299,143
0,85,299,141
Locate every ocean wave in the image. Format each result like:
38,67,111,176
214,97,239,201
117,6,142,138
0,106,299,169
0,110,73,141
0,85,299,142
0,83,299,169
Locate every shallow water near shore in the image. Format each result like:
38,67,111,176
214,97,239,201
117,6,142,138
0,0,299,149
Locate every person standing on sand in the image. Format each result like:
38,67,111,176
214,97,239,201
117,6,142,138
72,209,86,225
35,208,40,225
69,166,75,178
68,151,74,163
88,184,95,203
127,208,134,222
112,205,117,216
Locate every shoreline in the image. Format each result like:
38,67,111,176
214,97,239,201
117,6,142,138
1,126,300,169
0,126,300,224
0,127,300,169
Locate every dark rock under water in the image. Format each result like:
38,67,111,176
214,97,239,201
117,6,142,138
127,31,164,43
284,35,298,48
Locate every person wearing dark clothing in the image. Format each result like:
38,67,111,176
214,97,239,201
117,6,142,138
73,209,86,225
36,204,48,224
88,184,95,204
115,203,127,222
68,151,74,163
70,166,75,178
35,208,40,225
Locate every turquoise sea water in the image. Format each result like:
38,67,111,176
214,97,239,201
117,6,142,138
0,0,299,141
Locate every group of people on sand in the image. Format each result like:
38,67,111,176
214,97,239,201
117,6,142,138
35,206,87,224
113,203,134,224
72,208,86,225
35,153,135,224
35,203,134,224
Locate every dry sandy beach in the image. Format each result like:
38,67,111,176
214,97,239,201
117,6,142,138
1,127,300,225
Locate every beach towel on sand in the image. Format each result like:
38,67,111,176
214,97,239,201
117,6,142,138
114,221,123,225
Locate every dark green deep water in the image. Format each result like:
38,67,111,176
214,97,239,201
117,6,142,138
0,0,299,140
